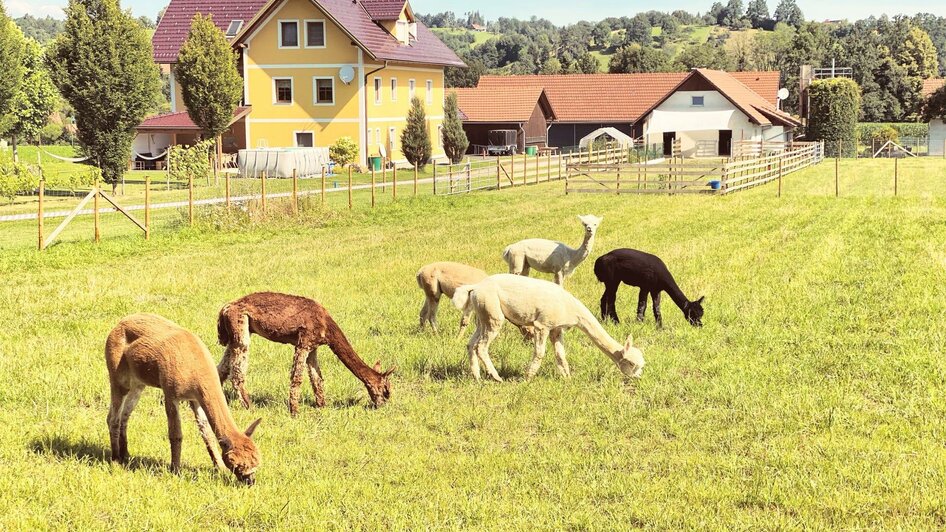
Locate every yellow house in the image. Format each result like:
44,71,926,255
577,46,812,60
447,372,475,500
137,0,465,167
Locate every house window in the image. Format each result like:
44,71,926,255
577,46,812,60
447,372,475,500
226,20,244,38
279,21,299,48
390,78,398,102
396,20,409,43
426,80,433,104
389,127,396,153
313,77,334,105
375,128,381,146
374,77,381,105
305,20,326,48
274,78,293,104
691,95,705,107
295,132,314,147
409,79,416,101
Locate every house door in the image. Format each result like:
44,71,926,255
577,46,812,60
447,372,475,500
719,130,733,157
662,132,676,157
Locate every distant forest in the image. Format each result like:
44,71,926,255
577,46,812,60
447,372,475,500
421,1,946,122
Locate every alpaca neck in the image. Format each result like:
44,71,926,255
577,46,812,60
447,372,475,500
572,231,596,263
198,384,245,446
664,274,690,311
324,316,382,387
574,302,622,360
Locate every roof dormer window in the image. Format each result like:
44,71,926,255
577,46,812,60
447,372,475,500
396,20,409,44
226,20,244,38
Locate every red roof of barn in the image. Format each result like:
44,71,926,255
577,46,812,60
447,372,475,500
451,87,556,123
137,106,252,131
923,78,945,98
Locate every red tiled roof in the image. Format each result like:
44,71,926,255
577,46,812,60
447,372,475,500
137,106,251,131
923,78,945,98
360,0,406,20
152,0,266,63
452,87,555,122
475,71,783,124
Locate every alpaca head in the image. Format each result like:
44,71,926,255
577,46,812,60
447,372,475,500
368,361,396,407
221,418,262,486
615,335,645,378
684,296,705,327
578,215,603,237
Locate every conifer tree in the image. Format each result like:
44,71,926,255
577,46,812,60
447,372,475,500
442,92,468,164
400,96,432,169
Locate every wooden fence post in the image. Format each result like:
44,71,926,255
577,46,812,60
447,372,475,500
348,166,353,210
834,152,839,198
778,158,783,198
225,170,231,209
261,171,267,215
145,175,151,240
894,157,899,196
547,151,552,182
414,162,418,196
188,174,194,226
321,166,327,206
37,177,44,251
496,156,501,189
94,181,101,242
381,164,386,194
510,153,515,185
534,153,539,184
448,163,454,193
393,165,398,201
292,169,298,215
371,167,376,207
433,164,437,195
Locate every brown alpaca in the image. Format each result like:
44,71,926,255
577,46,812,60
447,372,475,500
217,292,394,416
105,313,262,485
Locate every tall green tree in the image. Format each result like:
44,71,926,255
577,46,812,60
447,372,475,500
897,27,939,79
745,0,771,29
807,78,860,156
675,42,735,71
624,16,651,47
442,92,468,164
723,0,745,28
47,0,161,192
609,44,672,73
400,96,432,169
0,2,26,137
176,14,243,177
773,0,805,28
7,39,58,158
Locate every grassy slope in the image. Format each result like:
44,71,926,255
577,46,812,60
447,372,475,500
1,160,946,528
592,25,743,71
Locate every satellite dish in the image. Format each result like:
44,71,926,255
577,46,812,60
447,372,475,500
777,88,790,100
339,65,355,85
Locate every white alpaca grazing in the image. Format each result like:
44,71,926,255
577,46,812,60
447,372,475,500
452,274,644,382
502,215,602,285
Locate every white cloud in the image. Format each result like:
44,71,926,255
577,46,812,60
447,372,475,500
6,0,66,18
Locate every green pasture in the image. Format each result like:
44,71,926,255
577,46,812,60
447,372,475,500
0,157,945,528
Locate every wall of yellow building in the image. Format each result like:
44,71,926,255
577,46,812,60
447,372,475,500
365,64,445,163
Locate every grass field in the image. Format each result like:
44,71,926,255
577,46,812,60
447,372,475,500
1,158,945,528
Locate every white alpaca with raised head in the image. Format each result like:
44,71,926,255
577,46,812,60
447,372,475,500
502,215,603,285
452,274,644,382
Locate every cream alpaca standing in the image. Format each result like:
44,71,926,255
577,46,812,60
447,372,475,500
416,262,488,334
502,215,603,285
452,274,644,382
105,313,262,485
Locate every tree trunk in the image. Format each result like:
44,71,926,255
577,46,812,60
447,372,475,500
215,135,222,186
12,135,18,164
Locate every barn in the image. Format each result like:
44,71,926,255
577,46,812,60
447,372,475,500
452,87,557,154
925,78,946,157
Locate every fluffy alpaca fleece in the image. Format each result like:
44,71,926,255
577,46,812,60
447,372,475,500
502,215,603,285
452,274,644,381
217,292,394,416
416,262,488,333
105,313,262,485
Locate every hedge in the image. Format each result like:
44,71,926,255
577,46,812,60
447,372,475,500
856,123,929,141
808,78,861,157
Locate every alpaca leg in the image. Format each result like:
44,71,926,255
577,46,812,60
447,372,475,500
458,304,474,339
428,296,441,333
551,329,571,377
190,402,225,470
306,348,326,408
554,271,565,286
601,282,620,322
418,298,430,329
467,325,483,380
117,386,143,462
165,397,183,474
477,321,504,383
636,289,648,322
524,328,550,379
288,345,309,417
507,253,525,275
226,344,252,409
107,386,128,463
520,262,531,277
652,291,663,328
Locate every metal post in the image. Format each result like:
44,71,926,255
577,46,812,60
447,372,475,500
94,181,100,242
894,157,899,196
321,166,327,206
225,168,231,209
145,175,151,239
510,154,515,185
433,164,437,195
535,152,539,184
835,153,839,198
37,177,44,250
261,171,267,215
371,167,376,207
496,157,501,189
393,165,397,201
188,174,194,226
292,169,298,215
348,166,353,210
413,162,418,196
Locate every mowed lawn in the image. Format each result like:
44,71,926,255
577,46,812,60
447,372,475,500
1,159,946,528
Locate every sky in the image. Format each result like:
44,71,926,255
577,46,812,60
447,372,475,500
6,0,946,23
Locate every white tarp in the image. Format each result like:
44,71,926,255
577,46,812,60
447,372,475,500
647,109,736,134
238,147,331,178
578,127,635,149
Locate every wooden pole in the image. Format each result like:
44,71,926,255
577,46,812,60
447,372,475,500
94,181,100,242
448,163,453,193
37,177,44,251
558,152,562,180
534,152,539,184
510,153,515,185
433,164,437,195
292,168,298,215
834,152,839,198
894,157,899,196
522,154,526,186
778,158,783,198
414,162,418,196
496,156,501,189
393,165,398,201
547,151,552,182
261,171,267,215
321,166,327,206
145,175,151,240
381,164,386,194
225,168,231,209
348,166,353,210
371,167,376,207
188,174,194,226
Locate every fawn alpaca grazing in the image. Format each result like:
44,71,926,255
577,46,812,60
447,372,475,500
452,274,644,381
416,262,488,334
502,215,603,285
105,314,262,485
217,292,395,416
594,248,705,328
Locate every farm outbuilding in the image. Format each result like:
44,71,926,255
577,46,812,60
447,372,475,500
452,87,557,154
924,79,946,157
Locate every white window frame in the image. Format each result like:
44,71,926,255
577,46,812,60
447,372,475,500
313,77,335,106
426,80,433,104
691,95,705,107
303,19,327,49
375,128,381,145
374,77,382,105
294,131,315,147
388,126,396,153
273,77,294,105
278,20,300,49
390,78,398,102
226,20,244,38
408,79,416,101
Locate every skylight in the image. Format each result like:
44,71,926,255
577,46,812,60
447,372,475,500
226,20,244,38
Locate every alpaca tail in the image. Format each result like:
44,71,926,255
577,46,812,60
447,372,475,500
501,245,513,265
452,285,476,312
593,254,611,283
216,305,234,347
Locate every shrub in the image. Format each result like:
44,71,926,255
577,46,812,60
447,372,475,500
400,96,432,169
329,137,358,167
807,78,861,157
167,139,213,182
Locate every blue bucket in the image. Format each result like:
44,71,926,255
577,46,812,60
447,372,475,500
709,180,722,190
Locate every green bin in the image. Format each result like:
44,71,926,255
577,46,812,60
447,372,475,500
525,146,538,156
370,156,382,171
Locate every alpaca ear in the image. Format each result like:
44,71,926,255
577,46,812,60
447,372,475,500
697,296,705,304
245,418,262,438
383,365,397,377
373,360,382,372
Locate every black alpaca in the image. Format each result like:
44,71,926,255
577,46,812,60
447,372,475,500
594,248,705,328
